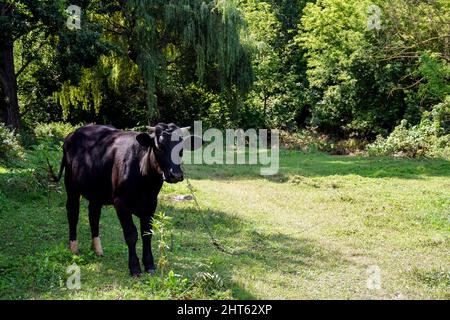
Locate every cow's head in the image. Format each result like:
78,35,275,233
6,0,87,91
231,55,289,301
136,123,196,183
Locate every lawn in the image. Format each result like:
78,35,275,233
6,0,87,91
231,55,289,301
0,149,449,299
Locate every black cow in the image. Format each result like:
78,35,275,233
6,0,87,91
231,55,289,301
50,123,191,276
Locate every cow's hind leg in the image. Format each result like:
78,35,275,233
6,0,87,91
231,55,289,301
66,192,80,254
88,201,103,256
114,200,141,276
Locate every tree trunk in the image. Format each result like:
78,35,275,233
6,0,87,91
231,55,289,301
0,39,20,129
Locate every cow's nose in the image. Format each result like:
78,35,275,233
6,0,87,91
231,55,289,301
169,169,183,182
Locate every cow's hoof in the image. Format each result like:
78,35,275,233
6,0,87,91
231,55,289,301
145,268,156,275
131,271,142,278
69,240,79,255
130,265,142,277
91,237,103,256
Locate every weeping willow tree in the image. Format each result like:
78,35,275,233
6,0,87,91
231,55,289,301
56,0,253,122
55,54,143,120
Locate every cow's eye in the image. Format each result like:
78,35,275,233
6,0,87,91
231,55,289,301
179,150,183,157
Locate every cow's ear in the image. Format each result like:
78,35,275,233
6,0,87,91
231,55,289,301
136,133,154,149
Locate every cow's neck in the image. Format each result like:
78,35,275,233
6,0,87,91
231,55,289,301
140,149,163,181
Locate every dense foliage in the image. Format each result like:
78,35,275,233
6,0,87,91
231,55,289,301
298,0,449,137
1,0,449,156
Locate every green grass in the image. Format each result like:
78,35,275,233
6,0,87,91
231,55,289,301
0,149,449,299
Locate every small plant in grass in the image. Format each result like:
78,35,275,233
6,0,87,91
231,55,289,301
151,211,173,276
148,212,196,298
194,272,224,292
164,270,190,295
148,212,231,298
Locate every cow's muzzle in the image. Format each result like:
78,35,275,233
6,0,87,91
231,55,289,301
166,169,184,183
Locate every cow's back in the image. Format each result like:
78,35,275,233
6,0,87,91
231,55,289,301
63,125,134,204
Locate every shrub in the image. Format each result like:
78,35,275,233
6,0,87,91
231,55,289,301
367,119,450,158
428,96,450,135
0,122,24,164
330,138,368,156
279,129,331,152
367,99,450,159
17,127,38,149
280,129,367,155
34,122,79,145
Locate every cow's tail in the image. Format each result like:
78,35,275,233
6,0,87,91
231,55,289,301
47,153,65,183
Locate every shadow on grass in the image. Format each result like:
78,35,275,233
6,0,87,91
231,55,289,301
161,203,349,298
184,152,450,181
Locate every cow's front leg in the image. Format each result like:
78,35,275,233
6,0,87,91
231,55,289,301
115,201,141,276
140,216,156,274
66,191,80,254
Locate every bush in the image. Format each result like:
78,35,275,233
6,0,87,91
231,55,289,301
428,96,450,135
367,100,450,158
330,138,368,156
367,119,450,158
17,127,38,149
0,123,24,164
280,129,330,152
34,122,79,145
280,129,367,155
